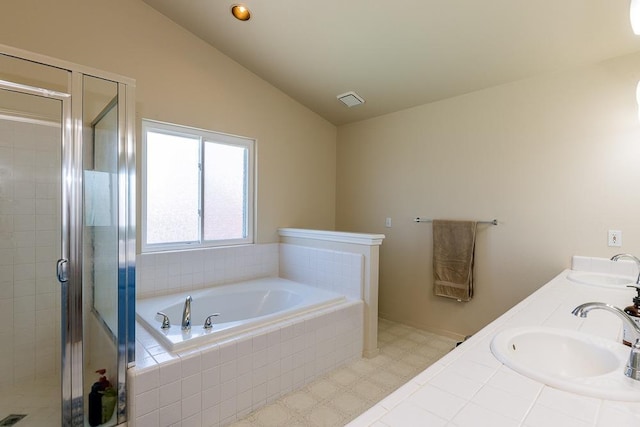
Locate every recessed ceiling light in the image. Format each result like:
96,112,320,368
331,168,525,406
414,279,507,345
231,4,251,21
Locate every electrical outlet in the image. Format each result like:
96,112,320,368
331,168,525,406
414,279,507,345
608,230,622,247
385,217,392,228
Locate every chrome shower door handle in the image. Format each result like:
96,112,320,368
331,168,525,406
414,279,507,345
56,258,68,283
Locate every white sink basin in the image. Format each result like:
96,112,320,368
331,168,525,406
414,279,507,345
566,271,635,289
490,327,640,401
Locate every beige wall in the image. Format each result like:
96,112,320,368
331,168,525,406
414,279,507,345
336,52,640,339
0,0,337,243
6,0,640,340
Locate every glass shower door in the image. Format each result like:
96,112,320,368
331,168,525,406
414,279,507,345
0,47,136,427
82,75,120,427
0,84,65,425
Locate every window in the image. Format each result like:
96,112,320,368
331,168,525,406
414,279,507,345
142,119,254,251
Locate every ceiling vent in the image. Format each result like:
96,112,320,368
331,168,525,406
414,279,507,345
337,91,365,108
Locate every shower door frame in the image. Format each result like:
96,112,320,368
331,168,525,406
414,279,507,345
0,78,72,422
0,44,136,426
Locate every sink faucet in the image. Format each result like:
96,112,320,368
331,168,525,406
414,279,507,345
611,253,640,284
182,295,193,330
572,302,640,380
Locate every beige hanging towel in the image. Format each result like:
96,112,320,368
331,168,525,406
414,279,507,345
432,220,477,302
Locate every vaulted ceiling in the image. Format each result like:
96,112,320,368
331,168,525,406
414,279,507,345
144,0,640,125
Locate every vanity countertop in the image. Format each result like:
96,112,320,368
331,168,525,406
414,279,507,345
348,266,640,426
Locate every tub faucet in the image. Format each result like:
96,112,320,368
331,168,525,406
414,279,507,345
182,295,193,330
572,302,640,380
611,253,640,284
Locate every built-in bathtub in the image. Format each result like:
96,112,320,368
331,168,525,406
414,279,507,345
130,276,364,426
136,277,345,351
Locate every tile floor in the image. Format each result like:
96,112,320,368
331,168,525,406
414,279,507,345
0,319,455,427
230,319,457,427
0,376,59,427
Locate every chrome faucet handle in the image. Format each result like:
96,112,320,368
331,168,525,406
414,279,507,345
156,311,171,329
626,339,640,380
203,313,220,329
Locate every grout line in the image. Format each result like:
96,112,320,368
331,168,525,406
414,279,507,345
231,320,457,427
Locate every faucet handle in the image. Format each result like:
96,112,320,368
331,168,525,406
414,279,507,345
203,313,221,329
156,311,171,329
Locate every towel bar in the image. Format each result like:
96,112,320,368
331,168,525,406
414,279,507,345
414,218,498,225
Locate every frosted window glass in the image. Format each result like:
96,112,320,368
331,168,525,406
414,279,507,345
142,120,254,251
203,142,247,240
146,131,199,244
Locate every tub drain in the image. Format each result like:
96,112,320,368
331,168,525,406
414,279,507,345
0,414,27,426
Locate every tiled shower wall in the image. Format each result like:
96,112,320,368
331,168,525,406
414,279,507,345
0,118,61,389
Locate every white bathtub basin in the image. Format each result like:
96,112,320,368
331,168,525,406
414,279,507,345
566,271,635,289
136,277,346,351
490,327,640,401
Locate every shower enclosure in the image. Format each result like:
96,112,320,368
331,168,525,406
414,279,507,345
0,46,135,426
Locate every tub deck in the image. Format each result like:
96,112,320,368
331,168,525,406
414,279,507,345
130,285,363,426
136,277,346,352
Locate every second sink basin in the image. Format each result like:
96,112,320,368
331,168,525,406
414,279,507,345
566,271,634,289
490,327,640,401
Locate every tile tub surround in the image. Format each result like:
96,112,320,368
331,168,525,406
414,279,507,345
279,244,364,300
135,244,280,299
231,319,457,426
278,228,385,359
128,299,363,427
349,267,640,426
136,243,366,301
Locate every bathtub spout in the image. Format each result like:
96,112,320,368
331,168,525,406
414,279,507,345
182,296,193,330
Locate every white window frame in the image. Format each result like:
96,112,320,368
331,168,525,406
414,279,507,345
141,119,255,252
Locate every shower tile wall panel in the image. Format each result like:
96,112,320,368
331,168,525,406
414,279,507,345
136,244,279,298
279,244,364,299
0,119,61,389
